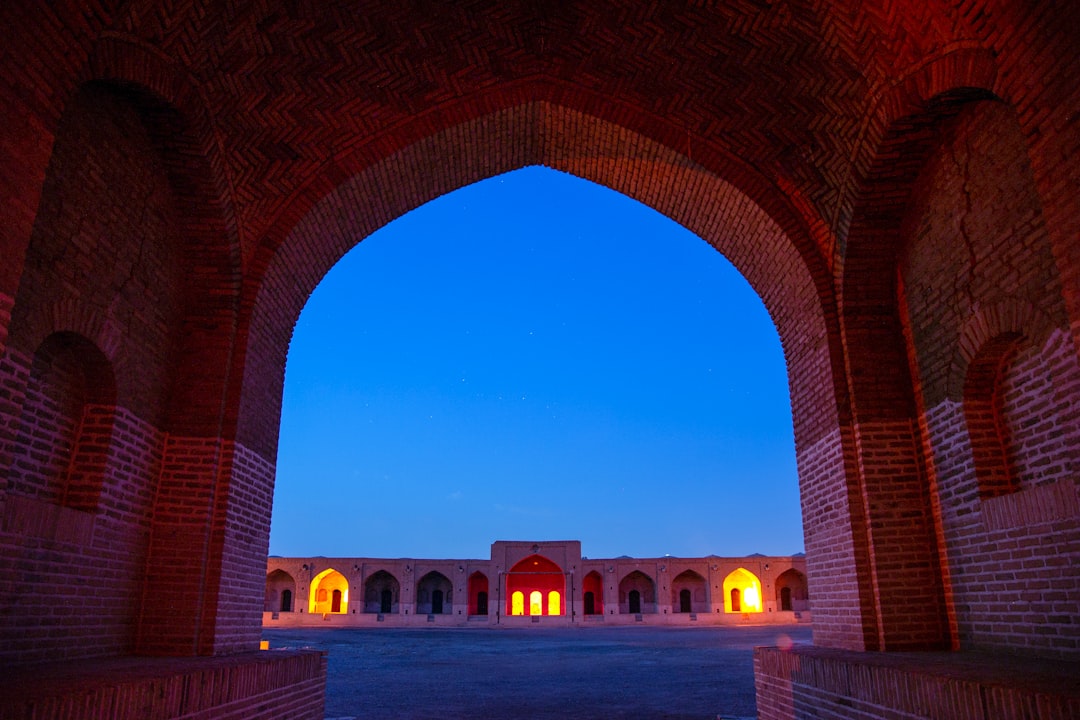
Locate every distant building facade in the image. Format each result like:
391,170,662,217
264,540,808,627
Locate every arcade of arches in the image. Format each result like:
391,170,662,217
2,2,1079,719
264,541,808,627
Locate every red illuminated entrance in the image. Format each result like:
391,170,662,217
505,554,565,616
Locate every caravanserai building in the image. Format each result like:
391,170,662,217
265,541,808,627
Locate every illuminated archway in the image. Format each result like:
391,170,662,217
505,555,564,616
309,568,348,614
722,568,762,613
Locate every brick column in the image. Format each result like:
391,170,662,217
136,437,274,656
851,420,950,650
797,426,878,651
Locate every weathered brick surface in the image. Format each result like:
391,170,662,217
0,1,1077,718
899,101,1080,659
755,645,1080,720
0,650,327,720
0,398,160,665
0,80,180,666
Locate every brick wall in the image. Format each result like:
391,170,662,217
900,101,1080,658
0,650,327,720
0,83,181,666
755,645,1080,720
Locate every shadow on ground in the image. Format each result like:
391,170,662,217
264,624,812,719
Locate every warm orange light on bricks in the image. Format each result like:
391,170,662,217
722,568,763,613
309,568,349,614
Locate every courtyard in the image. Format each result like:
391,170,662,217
262,624,812,719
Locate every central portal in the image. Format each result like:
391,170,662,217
505,554,565,616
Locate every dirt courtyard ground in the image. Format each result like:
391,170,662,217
263,623,812,719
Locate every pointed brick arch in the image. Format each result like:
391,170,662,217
235,102,836,461
231,99,849,646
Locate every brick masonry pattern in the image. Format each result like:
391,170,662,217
0,1,1078,717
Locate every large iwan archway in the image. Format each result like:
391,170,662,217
505,555,565,616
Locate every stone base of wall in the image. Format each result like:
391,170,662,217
754,645,1080,720
0,650,326,720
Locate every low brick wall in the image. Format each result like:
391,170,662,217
0,650,327,720
754,645,1080,720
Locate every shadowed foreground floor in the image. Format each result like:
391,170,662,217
263,624,812,719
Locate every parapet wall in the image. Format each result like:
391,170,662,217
754,646,1080,720
0,650,327,720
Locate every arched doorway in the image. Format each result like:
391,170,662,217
722,568,762,614
416,571,453,615
468,572,489,616
265,570,296,613
309,569,348,614
583,571,604,616
671,570,707,613
775,568,809,612
364,570,400,614
618,571,656,615
251,107,828,647
267,160,812,618
505,555,564,616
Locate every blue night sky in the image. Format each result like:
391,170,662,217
268,167,803,561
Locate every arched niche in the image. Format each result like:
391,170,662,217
505,555,564,616
618,571,656,615
775,569,809,612
722,568,762,613
265,570,297,613
364,570,401,614
671,570,707,614
416,571,453,615
309,568,349,614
